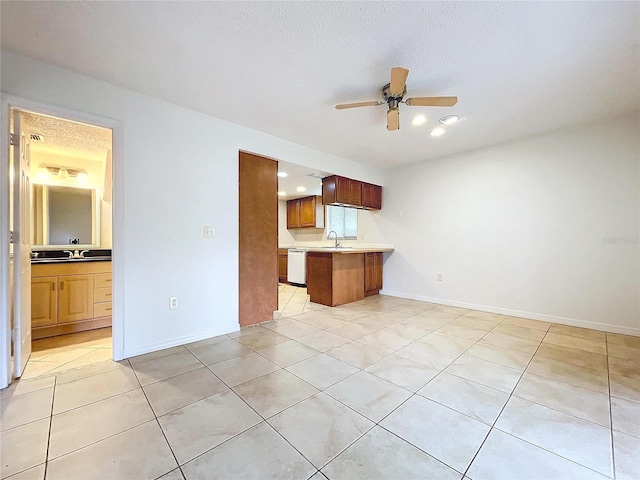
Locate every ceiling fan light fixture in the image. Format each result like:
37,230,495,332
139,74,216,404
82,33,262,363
430,127,446,137
411,115,428,126
440,115,461,126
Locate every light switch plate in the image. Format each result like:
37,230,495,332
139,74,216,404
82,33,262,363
203,226,215,238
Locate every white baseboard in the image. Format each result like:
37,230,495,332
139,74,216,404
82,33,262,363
379,289,640,337
122,328,240,359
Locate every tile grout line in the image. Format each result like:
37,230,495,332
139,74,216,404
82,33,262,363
606,335,616,480
43,375,56,480
460,326,549,478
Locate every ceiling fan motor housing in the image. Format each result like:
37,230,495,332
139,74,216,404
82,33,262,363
382,83,406,108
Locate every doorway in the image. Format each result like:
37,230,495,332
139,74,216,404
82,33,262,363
4,105,116,383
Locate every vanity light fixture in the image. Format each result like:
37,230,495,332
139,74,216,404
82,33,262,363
277,172,288,178
411,114,427,126
296,186,306,192
440,115,461,126
430,127,446,137
36,164,50,179
34,164,89,183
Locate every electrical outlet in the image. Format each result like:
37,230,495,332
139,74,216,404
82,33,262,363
203,226,215,238
169,296,178,309
437,274,443,282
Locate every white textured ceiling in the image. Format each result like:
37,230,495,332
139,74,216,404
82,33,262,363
2,2,638,169
21,112,112,163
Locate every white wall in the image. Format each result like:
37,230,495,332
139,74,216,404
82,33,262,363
1,51,383,358
368,113,640,335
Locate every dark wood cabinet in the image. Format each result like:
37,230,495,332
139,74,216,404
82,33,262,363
278,249,288,283
323,175,362,206
364,252,383,296
362,183,382,210
286,196,324,229
286,199,301,229
323,175,381,210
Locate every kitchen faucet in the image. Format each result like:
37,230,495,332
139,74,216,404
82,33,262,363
328,230,340,248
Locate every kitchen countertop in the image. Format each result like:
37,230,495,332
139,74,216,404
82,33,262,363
304,247,394,254
280,245,394,254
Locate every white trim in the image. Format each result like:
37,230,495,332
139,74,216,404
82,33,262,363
379,289,640,337
122,329,240,359
0,94,124,388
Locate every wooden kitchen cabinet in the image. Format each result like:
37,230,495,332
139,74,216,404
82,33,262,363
323,175,381,210
31,276,58,327
362,183,382,210
31,261,112,339
323,175,362,206
286,199,300,229
286,196,324,229
364,252,383,296
278,248,288,282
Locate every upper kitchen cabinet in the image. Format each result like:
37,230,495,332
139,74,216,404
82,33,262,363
287,195,324,229
361,182,382,210
323,175,382,210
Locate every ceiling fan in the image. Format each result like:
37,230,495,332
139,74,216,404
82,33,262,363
335,67,458,131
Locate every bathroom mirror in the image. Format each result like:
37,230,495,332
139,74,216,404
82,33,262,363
31,184,101,248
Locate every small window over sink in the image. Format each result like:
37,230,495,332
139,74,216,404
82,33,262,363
326,205,357,239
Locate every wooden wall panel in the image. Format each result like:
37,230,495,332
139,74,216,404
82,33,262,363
239,152,278,327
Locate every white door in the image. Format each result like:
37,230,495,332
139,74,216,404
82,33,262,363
12,110,32,377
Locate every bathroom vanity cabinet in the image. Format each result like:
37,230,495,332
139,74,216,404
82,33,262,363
31,261,112,339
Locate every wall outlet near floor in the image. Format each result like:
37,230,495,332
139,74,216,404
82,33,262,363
169,296,178,309
203,226,215,238
437,274,443,282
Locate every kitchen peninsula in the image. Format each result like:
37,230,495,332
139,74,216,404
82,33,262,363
305,247,394,307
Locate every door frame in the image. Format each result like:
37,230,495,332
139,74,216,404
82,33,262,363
0,94,125,388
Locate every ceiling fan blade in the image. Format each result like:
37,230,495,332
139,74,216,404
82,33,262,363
405,96,458,107
387,108,399,131
390,67,409,96
335,101,381,110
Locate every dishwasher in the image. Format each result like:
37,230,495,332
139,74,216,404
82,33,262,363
287,249,307,285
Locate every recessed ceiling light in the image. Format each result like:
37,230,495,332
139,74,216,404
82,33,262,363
440,115,461,126
277,191,286,196
430,127,446,137
296,186,306,192
411,115,427,126
277,171,288,178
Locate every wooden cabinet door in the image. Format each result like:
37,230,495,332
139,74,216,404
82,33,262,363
286,199,300,229
299,196,316,227
58,274,94,323
348,179,363,206
373,252,383,290
278,250,288,281
31,276,58,327
362,183,382,210
335,177,351,204
364,252,383,294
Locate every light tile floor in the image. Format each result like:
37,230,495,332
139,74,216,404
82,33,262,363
2,296,639,480
20,328,112,379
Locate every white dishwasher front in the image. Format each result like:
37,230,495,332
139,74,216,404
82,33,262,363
287,249,307,285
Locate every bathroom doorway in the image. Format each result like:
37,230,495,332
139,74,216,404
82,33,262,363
4,105,116,382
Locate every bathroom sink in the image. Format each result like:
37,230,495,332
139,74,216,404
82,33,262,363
32,257,112,264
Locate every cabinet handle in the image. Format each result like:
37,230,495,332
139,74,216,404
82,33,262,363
105,307,112,311
51,282,55,292
60,281,64,290
106,293,112,297
105,279,112,282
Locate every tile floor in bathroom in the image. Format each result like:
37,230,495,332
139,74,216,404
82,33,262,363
1,293,639,480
